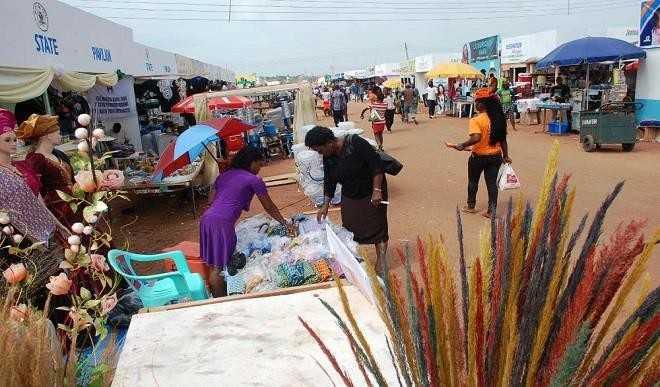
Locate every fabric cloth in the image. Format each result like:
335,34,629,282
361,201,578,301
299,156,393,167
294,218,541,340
469,113,502,156
498,88,514,105
341,192,388,244
385,109,395,130
0,108,16,135
372,122,386,134
16,114,59,141
384,94,396,110
13,160,41,195
332,109,344,127
427,100,437,117
24,152,77,228
369,101,387,126
0,166,56,243
402,88,414,104
323,135,384,200
425,86,438,101
331,90,346,111
467,154,503,211
0,67,55,103
200,169,267,268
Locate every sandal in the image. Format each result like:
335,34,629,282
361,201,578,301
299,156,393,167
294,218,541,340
461,206,478,214
482,211,493,219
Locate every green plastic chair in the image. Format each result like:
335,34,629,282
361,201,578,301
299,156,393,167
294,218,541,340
107,249,209,308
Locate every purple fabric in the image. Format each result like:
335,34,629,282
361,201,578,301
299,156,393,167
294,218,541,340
0,167,56,243
199,169,267,268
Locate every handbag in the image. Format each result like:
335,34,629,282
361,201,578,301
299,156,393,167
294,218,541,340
368,108,383,122
345,135,404,176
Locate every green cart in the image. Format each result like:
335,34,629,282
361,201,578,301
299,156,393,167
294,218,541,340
572,102,640,152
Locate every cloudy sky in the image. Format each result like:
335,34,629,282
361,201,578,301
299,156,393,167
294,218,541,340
60,0,641,75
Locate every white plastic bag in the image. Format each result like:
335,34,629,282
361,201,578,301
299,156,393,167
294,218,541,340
498,163,521,191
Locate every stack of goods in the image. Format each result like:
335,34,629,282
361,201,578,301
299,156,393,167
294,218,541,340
225,214,359,295
292,143,341,207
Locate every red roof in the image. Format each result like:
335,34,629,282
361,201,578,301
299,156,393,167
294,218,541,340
171,94,252,114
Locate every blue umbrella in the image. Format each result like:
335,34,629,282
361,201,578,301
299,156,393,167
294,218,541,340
152,117,255,181
536,37,646,69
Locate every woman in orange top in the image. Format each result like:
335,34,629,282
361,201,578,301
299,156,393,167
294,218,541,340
446,88,511,218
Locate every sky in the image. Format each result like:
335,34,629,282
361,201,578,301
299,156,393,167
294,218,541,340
59,0,641,75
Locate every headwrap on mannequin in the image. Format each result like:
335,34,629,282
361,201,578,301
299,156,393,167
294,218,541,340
16,114,59,140
0,109,16,136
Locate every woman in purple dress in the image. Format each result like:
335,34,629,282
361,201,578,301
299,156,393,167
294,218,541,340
200,147,293,296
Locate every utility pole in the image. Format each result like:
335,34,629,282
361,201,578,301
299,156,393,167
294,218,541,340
567,0,570,15
404,42,410,60
228,0,232,22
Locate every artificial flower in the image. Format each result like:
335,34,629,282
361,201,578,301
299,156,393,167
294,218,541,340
74,171,102,193
46,273,72,295
99,170,125,190
101,293,118,316
90,254,110,272
3,263,27,284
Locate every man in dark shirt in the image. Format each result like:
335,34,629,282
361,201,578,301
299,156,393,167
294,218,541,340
550,77,571,103
549,76,572,129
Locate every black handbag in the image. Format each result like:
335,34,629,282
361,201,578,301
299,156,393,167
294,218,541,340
345,135,404,176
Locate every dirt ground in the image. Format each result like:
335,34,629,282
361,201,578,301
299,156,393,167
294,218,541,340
111,102,659,285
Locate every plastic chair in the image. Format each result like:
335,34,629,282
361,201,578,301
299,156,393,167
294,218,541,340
107,249,209,308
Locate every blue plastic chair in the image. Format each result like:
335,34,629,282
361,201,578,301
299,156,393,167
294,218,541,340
107,249,209,308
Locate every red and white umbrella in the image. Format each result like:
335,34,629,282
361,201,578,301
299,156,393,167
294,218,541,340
171,94,252,114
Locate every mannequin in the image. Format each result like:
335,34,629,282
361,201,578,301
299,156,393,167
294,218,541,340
0,109,56,242
17,114,78,229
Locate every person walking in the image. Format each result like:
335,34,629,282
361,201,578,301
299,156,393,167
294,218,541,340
445,88,511,218
411,86,420,124
305,126,389,274
498,80,517,131
402,84,416,124
425,81,438,119
330,85,347,127
383,87,396,132
437,83,446,115
360,86,388,150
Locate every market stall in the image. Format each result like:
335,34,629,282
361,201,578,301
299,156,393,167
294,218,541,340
536,37,646,136
426,62,484,117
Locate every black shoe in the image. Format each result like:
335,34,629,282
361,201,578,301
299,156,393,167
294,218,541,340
227,252,246,276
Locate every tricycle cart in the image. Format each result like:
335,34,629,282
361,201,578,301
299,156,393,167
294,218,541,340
572,102,641,152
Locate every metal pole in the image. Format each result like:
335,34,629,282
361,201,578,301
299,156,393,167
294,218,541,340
404,42,409,60
202,141,219,163
584,63,590,110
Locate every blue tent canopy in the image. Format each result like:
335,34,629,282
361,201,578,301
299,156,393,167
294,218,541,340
536,37,646,69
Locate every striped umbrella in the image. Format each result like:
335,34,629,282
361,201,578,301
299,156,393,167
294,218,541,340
151,117,255,182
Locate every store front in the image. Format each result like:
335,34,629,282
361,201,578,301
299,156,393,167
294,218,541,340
501,31,558,96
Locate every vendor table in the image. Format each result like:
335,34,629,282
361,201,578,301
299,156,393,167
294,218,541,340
120,161,205,217
453,99,474,118
536,102,572,127
113,284,399,387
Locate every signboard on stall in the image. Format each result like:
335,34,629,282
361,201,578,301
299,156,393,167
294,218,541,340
415,55,434,73
126,44,177,77
400,59,416,76
86,77,137,120
469,36,499,62
606,27,640,45
501,31,557,64
0,0,134,73
640,0,660,48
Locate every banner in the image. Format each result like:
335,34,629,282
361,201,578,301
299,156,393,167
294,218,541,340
469,35,499,62
86,76,136,120
400,59,415,76
640,0,660,48
501,31,557,64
